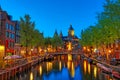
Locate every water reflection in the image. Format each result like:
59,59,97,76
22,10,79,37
94,66,97,78
88,63,91,74
83,60,87,74
59,61,62,71
13,54,118,80
46,62,53,72
30,72,33,80
67,61,71,70
68,54,72,61
39,65,42,76
71,62,75,78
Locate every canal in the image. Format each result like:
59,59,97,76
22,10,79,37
12,54,117,80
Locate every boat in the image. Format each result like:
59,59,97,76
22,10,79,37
97,63,112,74
112,71,120,79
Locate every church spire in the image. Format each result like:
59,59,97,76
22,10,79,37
54,29,58,37
60,31,63,38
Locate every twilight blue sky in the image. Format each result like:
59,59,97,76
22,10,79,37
0,0,105,37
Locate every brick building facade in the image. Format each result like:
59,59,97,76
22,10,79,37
0,6,20,58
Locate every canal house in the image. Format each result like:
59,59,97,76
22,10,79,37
0,6,20,58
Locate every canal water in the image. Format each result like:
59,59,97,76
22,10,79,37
12,54,117,80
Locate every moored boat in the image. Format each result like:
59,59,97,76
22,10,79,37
97,63,112,74
112,71,120,79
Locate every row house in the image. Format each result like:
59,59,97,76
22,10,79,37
0,6,20,58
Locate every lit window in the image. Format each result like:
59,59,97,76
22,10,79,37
71,30,74,36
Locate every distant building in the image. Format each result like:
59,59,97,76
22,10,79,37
14,21,21,55
0,6,20,58
61,25,79,51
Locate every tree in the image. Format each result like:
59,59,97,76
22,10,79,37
20,14,35,47
80,0,120,59
44,37,52,48
51,30,63,51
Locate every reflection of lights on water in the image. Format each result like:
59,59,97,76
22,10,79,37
83,60,87,74
46,62,53,72
88,63,90,74
68,54,72,61
61,56,64,60
71,62,75,78
39,65,42,76
30,72,33,80
67,61,71,69
94,66,97,78
59,61,62,71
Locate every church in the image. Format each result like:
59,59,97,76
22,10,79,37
60,25,79,51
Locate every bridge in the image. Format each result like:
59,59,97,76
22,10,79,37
48,50,83,56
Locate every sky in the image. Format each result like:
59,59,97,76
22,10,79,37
0,0,105,37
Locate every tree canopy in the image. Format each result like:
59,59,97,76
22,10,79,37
80,0,120,49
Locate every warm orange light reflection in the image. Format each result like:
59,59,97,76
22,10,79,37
39,65,42,76
59,61,62,71
68,54,72,61
88,63,90,74
71,62,75,77
46,62,53,72
94,66,97,78
30,72,33,80
83,60,87,74
67,61,71,69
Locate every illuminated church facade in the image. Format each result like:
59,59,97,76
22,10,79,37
61,25,79,51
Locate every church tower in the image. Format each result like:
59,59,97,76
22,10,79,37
68,24,74,37
60,31,63,38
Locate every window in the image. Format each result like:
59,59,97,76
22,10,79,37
12,34,14,39
6,32,9,38
11,25,15,31
6,23,9,30
9,25,12,31
9,33,11,38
